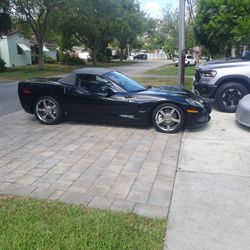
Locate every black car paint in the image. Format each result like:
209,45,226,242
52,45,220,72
18,70,211,128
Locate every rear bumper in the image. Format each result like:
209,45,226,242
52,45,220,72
18,85,34,114
193,81,217,98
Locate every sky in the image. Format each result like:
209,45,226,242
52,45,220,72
139,0,179,18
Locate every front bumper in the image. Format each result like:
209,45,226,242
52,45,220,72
193,81,217,98
186,111,211,127
185,101,212,127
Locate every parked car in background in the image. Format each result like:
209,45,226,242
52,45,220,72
193,56,250,112
235,94,250,128
133,53,148,60
174,54,196,66
18,68,211,133
198,56,209,64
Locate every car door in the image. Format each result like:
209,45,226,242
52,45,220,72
62,73,131,123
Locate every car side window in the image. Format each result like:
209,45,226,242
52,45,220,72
75,74,109,92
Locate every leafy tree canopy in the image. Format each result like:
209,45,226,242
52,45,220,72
143,5,195,56
10,0,62,69
114,0,146,61
58,0,145,64
0,0,11,34
194,0,250,55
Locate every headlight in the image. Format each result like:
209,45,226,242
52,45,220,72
185,98,204,108
200,70,217,78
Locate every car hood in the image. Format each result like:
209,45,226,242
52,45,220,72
136,86,197,99
196,58,250,70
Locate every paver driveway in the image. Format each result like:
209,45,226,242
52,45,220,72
0,109,182,218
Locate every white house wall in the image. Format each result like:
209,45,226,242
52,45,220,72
7,34,32,67
0,38,11,67
45,50,57,60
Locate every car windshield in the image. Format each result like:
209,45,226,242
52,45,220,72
104,71,146,92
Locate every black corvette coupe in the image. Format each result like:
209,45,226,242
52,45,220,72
18,68,211,133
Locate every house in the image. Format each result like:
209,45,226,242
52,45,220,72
30,38,57,63
44,43,57,61
0,31,32,67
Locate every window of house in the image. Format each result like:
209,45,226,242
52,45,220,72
17,45,23,54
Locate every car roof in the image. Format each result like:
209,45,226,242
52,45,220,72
58,68,114,85
73,67,113,75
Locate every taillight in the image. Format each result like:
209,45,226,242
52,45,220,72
22,88,32,95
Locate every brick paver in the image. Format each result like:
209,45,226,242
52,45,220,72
0,111,182,218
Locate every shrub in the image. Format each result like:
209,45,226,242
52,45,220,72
44,56,57,64
60,53,85,65
0,57,6,72
88,51,112,64
96,52,108,63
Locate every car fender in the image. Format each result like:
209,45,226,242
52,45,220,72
215,74,250,92
147,97,188,122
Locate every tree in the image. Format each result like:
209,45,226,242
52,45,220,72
60,0,121,65
161,6,179,55
0,0,11,34
114,0,146,61
194,0,250,56
185,19,196,51
143,18,165,51
11,0,62,70
142,5,195,57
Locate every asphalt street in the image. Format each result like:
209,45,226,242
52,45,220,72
0,60,169,117
0,80,21,116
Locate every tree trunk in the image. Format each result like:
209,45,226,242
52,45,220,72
37,38,44,70
120,48,124,62
92,49,97,66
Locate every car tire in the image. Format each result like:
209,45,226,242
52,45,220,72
34,96,63,125
215,83,248,113
152,103,185,133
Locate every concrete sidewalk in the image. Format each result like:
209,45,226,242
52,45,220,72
165,109,250,250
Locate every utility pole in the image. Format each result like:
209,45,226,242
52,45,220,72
177,0,185,87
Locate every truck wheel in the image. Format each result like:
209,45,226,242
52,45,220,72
152,103,185,133
215,83,248,112
34,96,63,125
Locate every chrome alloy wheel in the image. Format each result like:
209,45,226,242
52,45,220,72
222,88,243,109
155,106,182,132
35,98,58,123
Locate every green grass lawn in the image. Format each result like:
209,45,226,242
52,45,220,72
0,61,136,80
0,196,166,250
146,64,196,77
0,64,80,80
136,77,192,90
